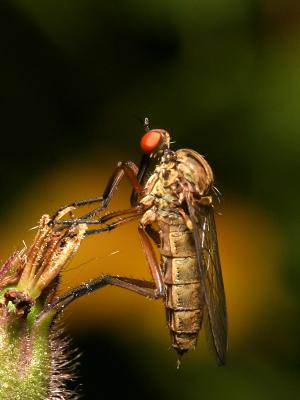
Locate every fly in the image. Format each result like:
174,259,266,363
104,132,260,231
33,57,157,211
52,121,228,365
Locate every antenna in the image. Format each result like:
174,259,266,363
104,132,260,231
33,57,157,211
143,117,150,132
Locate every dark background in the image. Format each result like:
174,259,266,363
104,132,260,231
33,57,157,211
1,1,300,399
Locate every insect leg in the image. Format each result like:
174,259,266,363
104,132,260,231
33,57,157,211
130,153,151,206
100,161,142,208
54,204,145,226
55,220,165,297
84,213,142,235
55,206,145,230
43,275,161,314
54,213,142,235
138,225,165,296
51,161,142,221
145,225,160,245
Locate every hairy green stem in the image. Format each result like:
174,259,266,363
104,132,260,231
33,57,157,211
0,212,87,400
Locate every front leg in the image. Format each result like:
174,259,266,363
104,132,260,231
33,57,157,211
51,161,143,222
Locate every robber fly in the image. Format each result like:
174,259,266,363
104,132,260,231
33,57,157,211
52,121,227,365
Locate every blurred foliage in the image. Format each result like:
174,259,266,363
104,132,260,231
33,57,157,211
0,0,300,399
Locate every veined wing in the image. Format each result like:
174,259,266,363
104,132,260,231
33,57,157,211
186,199,227,365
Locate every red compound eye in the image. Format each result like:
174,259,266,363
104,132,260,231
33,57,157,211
140,130,162,154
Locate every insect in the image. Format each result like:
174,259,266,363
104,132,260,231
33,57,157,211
52,121,227,365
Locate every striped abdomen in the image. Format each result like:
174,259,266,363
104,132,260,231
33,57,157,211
159,220,204,354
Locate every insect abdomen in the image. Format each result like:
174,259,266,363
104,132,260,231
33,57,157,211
160,226,204,354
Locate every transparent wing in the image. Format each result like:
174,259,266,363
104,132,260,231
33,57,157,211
186,199,227,365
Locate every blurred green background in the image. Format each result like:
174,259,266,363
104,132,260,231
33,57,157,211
1,0,300,398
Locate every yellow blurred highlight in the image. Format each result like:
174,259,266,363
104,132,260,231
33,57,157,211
0,159,286,354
